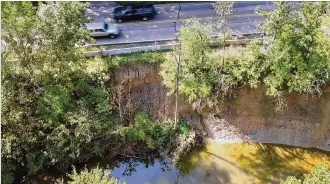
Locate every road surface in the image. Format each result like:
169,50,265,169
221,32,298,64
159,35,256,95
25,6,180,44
86,2,275,45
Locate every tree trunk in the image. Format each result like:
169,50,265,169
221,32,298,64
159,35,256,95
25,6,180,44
174,41,181,128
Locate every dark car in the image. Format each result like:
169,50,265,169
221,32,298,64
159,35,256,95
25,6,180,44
113,5,156,23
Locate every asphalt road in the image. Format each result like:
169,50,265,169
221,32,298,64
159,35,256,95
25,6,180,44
86,2,275,45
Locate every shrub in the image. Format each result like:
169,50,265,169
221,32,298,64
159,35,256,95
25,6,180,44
1,162,16,184
282,165,330,184
122,112,176,150
59,166,124,184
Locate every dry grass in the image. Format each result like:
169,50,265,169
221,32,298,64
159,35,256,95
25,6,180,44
212,45,246,57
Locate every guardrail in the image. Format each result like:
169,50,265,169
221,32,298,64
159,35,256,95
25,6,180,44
7,37,264,62
84,38,177,47
84,32,264,47
84,37,264,57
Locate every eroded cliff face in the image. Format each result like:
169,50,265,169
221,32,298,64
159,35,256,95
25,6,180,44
112,63,330,151
202,86,330,151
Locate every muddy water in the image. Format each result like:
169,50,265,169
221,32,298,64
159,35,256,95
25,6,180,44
109,142,330,184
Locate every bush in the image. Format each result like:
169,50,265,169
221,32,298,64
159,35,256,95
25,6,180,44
282,165,330,184
119,112,197,163
121,112,176,150
59,166,124,184
1,162,16,184
1,70,118,176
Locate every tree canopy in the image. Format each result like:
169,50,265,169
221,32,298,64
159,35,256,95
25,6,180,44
1,2,117,182
257,2,330,96
160,19,214,103
282,165,330,184
160,2,330,111
2,1,330,183
1,3,194,181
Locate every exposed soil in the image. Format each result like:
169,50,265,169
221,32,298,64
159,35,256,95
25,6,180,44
112,63,330,151
203,85,330,151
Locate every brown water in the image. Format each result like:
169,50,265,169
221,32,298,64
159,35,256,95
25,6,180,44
38,142,330,184
178,142,330,183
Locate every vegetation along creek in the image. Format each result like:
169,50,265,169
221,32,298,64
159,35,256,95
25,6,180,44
37,142,330,184
1,1,330,184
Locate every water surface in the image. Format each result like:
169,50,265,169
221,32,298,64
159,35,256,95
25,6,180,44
109,142,330,184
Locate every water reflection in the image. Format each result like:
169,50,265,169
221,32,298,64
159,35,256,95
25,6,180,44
111,158,179,184
32,142,330,184
108,142,330,184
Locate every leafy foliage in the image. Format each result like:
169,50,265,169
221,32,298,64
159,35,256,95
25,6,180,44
212,1,234,40
161,19,215,103
256,2,330,96
1,1,90,77
108,52,166,68
120,112,196,164
61,166,124,184
2,69,116,173
282,165,330,184
1,162,16,184
1,1,118,180
121,112,176,150
224,41,267,88
1,2,194,183
160,19,263,109
178,119,192,137
161,2,330,110
115,111,196,164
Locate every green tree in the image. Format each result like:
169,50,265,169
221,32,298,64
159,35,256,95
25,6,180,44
160,18,249,111
256,2,330,97
213,1,234,31
212,2,234,65
282,165,330,184
1,2,197,183
160,18,251,111
160,19,214,103
1,1,91,79
1,1,117,180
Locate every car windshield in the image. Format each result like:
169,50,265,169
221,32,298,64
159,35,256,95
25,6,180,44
125,5,133,10
104,23,108,30
114,7,124,14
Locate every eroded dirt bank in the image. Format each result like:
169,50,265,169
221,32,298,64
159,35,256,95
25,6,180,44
112,63,330,151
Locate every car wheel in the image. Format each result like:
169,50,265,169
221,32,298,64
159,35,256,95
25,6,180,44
142,17,148,21
109,34,116,39
117,19,123,23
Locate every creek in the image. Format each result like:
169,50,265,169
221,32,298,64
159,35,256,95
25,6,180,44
107,142,330,184
38,141,330,184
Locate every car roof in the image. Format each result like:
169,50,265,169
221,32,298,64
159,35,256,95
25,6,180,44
85,22,105,30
